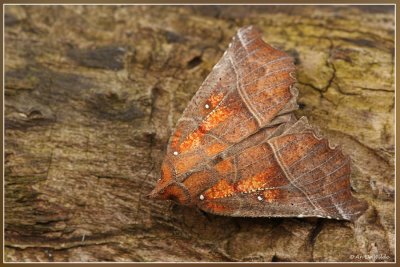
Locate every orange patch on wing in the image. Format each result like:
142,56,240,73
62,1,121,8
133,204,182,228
183,171,214,198
204,179,235,199
236,172,267,193
203,105,232,130
161,162,173,183
206,142,227,157
214,159,234,175
174,153,203,175
179,104,232,152
179,130,203,153
170,130,182,151
236,165,284,193
273,133,321,166
263,189,284,203
209,92,224,108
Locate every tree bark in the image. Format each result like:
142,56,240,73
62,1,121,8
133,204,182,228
4,5,394,262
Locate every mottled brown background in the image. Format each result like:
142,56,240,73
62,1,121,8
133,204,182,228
4,5,394,262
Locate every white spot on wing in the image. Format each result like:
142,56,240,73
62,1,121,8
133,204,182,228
199,194,205,200
173,151,178,156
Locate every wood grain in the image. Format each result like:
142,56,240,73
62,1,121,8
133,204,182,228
4,5,394,262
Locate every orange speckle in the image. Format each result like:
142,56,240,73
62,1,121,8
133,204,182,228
174,153,203,175
179,130,203,152
170,130,182,151
235,165,286,193
204,179,235,199
262,189,283,203
206,142,227,157
179,103,232,152
209,92,224,108
203,105,232,131
236,172,267,193
214,159,234,174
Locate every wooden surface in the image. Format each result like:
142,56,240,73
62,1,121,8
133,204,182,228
4,5,395,262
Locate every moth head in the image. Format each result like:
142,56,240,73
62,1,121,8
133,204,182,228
148,157,191,205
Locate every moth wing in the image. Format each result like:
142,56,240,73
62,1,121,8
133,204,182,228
198,186,319,218
266,117,367,220
196,117,367,221
167,26,298,177
181,114,297,203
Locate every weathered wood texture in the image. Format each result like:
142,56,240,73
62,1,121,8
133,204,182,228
4,5,394,262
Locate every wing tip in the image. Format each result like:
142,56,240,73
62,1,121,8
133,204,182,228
233,25,263,46
344,198,369,221
237,25,261,34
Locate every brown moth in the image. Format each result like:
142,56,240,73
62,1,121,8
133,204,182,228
149,25,367,221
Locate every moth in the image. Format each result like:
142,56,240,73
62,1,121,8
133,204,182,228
149,25,367,221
